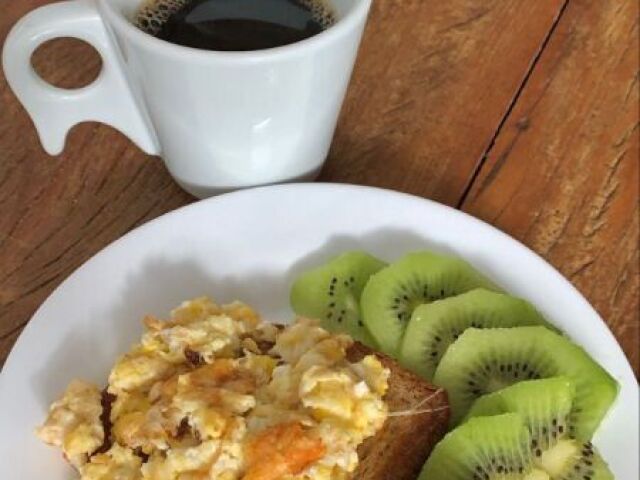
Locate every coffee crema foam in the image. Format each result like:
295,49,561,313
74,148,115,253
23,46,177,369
135,0,188,35
135,0,337,37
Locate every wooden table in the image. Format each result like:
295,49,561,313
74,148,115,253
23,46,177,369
1,0,638,374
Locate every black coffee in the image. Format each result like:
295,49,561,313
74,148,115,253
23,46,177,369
135,0,336,51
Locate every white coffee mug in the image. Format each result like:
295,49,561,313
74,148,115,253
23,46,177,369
2,0,371,197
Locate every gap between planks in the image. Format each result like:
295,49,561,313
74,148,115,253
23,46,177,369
455,0,571,210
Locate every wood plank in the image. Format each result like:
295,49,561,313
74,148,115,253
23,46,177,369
0,0,565,364
462,0,639,373
321,0,566,204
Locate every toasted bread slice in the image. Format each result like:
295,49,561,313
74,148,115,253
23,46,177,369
348,342,449,480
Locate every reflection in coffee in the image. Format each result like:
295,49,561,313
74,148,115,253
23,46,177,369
135,0,336,51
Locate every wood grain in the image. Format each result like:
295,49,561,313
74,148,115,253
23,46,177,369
0,0,567,366
321,0,567,205
462,0,639,373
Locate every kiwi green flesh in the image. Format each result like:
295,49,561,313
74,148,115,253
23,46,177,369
361,251,501,356
466,378,574,450
464,378,613,480
433,326,619,439
399,289,552,380
290,251,385,347
418,413,548,480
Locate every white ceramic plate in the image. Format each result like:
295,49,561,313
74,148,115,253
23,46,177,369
0,183,637,479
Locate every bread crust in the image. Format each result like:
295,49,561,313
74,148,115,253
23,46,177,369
348,342,449,480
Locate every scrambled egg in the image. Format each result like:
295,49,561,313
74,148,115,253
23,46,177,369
37,297,389,480
36,379,104,469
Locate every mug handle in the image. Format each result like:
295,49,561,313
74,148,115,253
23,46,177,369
1,0,160,155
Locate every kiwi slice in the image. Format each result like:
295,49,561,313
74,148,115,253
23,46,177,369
361,251,500,356
290,251,386,347
418,413,550,480
465,378,614,480
433,326,619,438
399,289,552,380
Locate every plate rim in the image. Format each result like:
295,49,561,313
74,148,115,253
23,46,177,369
5,182,633,375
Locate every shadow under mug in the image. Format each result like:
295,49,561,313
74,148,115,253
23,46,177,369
2,0,372,198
